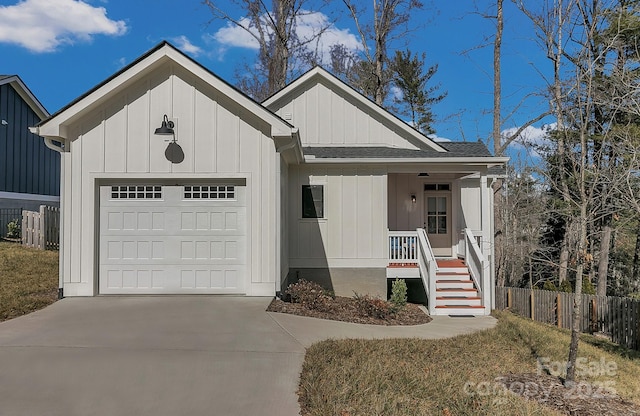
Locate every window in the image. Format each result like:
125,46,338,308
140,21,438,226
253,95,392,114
302,185,323,218
424,183,450,191
426,196,447,234
111,185,162,199
184,185,235,200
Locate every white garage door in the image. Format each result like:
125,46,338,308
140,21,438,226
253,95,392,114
99,184,246,294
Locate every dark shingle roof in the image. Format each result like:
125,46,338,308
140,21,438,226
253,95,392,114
303,141,494,159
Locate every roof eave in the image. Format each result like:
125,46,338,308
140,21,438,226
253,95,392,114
303,156,510,165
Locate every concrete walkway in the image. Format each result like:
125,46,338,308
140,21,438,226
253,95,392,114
0,297,496,416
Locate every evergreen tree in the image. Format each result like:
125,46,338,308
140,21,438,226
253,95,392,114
389,50,445,135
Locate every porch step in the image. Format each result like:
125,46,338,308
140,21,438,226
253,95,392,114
436,296,482,306
436,259,467,268
436,272,471,279
435,305,486,316
436,288,478,297
436,279,474,289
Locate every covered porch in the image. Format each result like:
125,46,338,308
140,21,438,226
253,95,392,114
386,169,494,315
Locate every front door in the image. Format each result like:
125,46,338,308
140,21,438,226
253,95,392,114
424,190,452,257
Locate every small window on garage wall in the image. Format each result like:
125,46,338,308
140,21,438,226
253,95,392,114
302,185,324,218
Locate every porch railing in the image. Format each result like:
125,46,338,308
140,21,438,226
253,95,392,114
464,228,489,312
388,231,418,263
417,228,437,315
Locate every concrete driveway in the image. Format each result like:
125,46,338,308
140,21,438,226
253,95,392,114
0,297,496,416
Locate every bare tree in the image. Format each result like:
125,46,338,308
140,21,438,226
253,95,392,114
342,0,424,106
203,0,331,100
515,0,575,285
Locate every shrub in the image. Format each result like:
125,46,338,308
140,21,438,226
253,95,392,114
542,281,557,291
353,293,394,319
582,277,596,295
285,279,334,311
389,278,407,311
6,219,20,239
558,279,573,293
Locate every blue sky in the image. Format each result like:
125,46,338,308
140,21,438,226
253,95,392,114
0,0,553,156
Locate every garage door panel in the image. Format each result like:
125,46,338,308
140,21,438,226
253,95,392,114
99,185,246,294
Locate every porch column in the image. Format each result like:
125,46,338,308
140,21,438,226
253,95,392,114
480,173,492,313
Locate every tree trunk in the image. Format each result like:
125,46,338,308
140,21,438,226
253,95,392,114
597,223,612,296
493,0,505,288
632,226,640,285
559,237,569,283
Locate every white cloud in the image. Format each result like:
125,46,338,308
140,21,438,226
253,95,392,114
213,17,260,50
0,0,127,53
210,10,360,65
171,35,203,57
429,135,452,142
502,123,557,158
502,123,556,148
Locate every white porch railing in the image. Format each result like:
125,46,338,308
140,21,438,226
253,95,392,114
388,231,418,263
464,228,490,313
416,228,437,315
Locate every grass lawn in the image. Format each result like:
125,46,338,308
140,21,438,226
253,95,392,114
0,241,59,322
299,311,640,415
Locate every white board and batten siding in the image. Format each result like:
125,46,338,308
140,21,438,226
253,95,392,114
269,80,422,150
288,165,388,268
61,61,280,296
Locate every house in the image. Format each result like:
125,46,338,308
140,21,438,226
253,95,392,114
32,42,507,315
0,76,59,212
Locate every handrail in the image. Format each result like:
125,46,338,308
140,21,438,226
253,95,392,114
417,228,437,315
464,228,485,296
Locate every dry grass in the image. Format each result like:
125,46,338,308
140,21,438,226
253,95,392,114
0,242,59,321
299,310,640,416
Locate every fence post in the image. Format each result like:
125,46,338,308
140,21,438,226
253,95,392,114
39,205,46,250
590,298,597,334
507,288,512,309
530,289,535,320
557,293,562,328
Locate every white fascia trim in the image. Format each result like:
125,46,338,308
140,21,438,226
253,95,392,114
0,191,60,202
304,156,510,165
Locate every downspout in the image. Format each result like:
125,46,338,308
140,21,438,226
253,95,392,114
30,127,67,298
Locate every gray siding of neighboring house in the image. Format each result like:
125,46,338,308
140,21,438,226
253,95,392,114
0,82,59,196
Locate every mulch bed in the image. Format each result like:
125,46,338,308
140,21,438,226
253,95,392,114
267,296,432,326
497,373,640,415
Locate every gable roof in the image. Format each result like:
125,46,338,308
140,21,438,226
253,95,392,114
0,75,49,120
263,66,448,153
34,42,294,140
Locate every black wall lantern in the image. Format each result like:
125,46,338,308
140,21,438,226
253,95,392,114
154,114,175,135
154,114,184,164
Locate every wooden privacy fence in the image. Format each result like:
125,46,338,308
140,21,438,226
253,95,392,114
21,205,60,250
496,287,640,351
